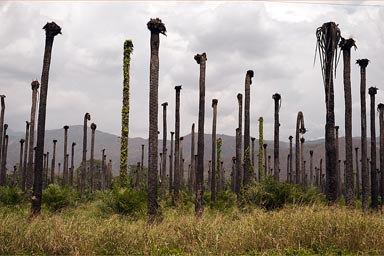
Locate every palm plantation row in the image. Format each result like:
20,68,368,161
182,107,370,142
0,19,382,219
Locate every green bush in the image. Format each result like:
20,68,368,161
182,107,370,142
0,186,24,206
42,184,77,211
103,187,147,216
240,176,325,210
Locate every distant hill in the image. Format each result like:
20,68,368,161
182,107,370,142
5,126,375,180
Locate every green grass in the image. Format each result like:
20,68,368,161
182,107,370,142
0,200,384,255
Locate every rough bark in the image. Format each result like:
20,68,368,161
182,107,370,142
81,112,91,196
251,137,255,180
195,52,207,218
263,144,268,176
31,22,61,216
174,86,182,198
295,112,306,184
243,70,254,185
272,93,281,181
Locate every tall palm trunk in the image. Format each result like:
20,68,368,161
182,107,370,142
263,144,268,176
355,147,360,199
287,154,290,183
258,117,264,181
288,135,293,183
90,123,96,192
369,86,378,209
43,153,47,188
81,113,91,196
120,40,133,187
18,139,25,188
340,37,356,206
101,149,106,191
309,150,314,186
161,102,168,199
316,22,340,204
251,137,255,180
22,121,30,191
194,52,207,218
63,125,69,185
0,95,5,184
211,99,218,201
272,93,281,181
189,124,195,193
235,128,241,195
378,103,384,211
174,86,182,198
237,94,243,187
31,22,61,216
357,58,369,211
27,81,40,191
169,133,173,193
295,112,306,184
140,144,144,189
58,162,61,184
147,18,166,220
335,125,340,197
70,142,76,186
50,140,57,184
243,70,254,185
180,137,184,189
217,138,223,192
0,124,8,185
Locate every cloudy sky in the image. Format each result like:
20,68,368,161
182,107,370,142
1,1,384,142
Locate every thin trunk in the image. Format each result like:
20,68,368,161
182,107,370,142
51,140,57,184
295,112,306,184
217,138,222,192
22,122,30,191
357,59,369,211
263,144,268,176
355,147,360,199
208,160,211,192
309,150,314,186
251,137,255,180
231,157,236,191
90,123,96,192
140,144,144,189
0,124,8,185
211,99,218,201
18,139,25,188
369,86,378,209
63,125,69,185
70,142,75,187
169,134,173,193
237,94,243,187
174,86,182,198
340,37,355,206
195,52,207,218
289,136,293,184
180,137,184,189
147,18,166,220
161,102,168,200
287,154,290,183
258,117,263,181
101,149,106,191
335,126,340,198
189,124,195,194
272,93,281,181
243,70,254,185
235,128,241,195
31,22,61,216
378,104,384,211
0,96,5,185
43,154,47,188
81,113,91,196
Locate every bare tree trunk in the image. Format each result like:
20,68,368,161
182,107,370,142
81,113,90,196
18,139,25,188
369,86,378,209
355,147,360,199
320,159,324,192
335,126,340,198
357,59,370,211
309,150,314,186
140,144,144,189
0,96,5,185
31,22,61,216
263,144,268,176
231,157,236,191
43,153,47,188
217,138,223,192
243,70,254,185
195,52,207,218
258,117,264,181
272,93,281,181
211,99,218,201
70,142,75,187
235,128,241,195
251,137,255,180
1,134,8,185
180,137,184,189
147,18,166,220
208,160,211,192
22,122,30,191
289,136,293,183
237,94,243,187
90,123,96,192
378,104,384,211
295,112,306,185
63,125,69,185
189,124,195,194
50,140,57,184
161,102,168,200
101,149,106,191
169,134,173,193
174,86,182,198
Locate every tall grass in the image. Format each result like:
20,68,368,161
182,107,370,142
0,202,383,255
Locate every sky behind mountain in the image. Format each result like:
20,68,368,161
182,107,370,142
1,1,384,141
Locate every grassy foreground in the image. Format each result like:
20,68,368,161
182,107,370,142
1,201,384,255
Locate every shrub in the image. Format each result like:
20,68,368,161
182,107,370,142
0,186,24,206
103,187,147,216
42,184,77,211
240,176,325,210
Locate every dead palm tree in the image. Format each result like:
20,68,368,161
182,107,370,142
147,18,166,220
211,99,218,201
120,40,133,187
287,154,290,183
63,125,69,185
335,125,340,197
27,80,40,191
50,140,57,184
272,93,281,181
22,121,30,191
217,138,223,192
189,124,195,194
0,124,8,185
194,52,207,218
251,137,255,179
357,58,369,211
288,135,293,183
235,128,241,195
43,153,47,187
237,94,243,186
140,144,144,189
369,86,378,210
0,95,5,180
340,37,356,206
161,102,168,200
169,133,173,193
174,85,182,198
243,70,254,185
310,150,314,185
31,22,61,216
70,142,75,186
263,144,268,176
355,147,360,199
295,112,306,184
315,21,341,204
90,123,97,192
81,112,91,196
18,139,25,188
180,137,184,188
258,117,264,180
101,149,106,191
378,103,384,211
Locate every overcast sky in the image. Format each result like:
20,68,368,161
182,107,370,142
1,1,384,142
